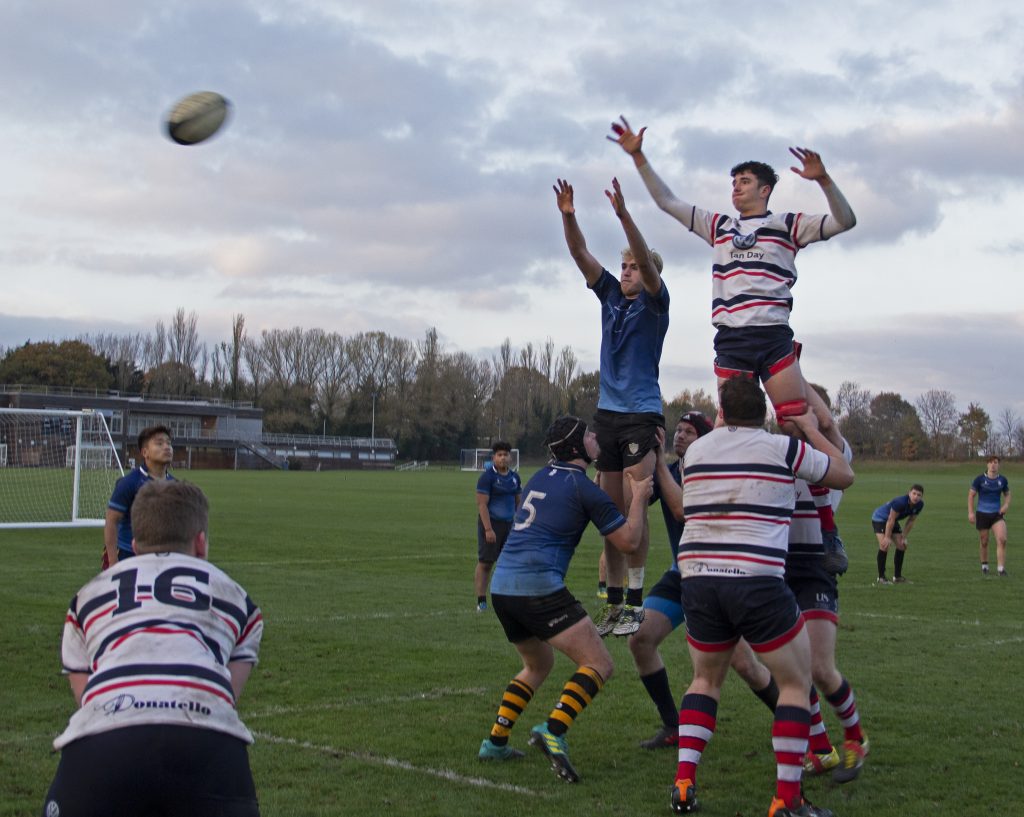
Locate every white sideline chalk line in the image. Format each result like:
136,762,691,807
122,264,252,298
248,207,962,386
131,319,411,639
848,611,1023,629
954,635,1024,649
274,610,450,624
246,686,488,719
234,553,456,567
254,731,544,797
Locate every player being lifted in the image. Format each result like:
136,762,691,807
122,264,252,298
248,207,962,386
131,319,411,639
554,176,668,638
609,118,856,568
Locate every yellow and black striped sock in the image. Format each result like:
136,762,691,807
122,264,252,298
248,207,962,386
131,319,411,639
489,678,535,746
547,666,605,736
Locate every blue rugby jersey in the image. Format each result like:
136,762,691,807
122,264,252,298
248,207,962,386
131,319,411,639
591,269,669,414
871,495,924,524
971,474,1009,514
490,461,625,596
476,467,522,522
108,467,175,555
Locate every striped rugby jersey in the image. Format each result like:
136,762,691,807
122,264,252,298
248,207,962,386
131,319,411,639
788,479,824,563
678,426,831,579
54,552,262,749
692,210,831,328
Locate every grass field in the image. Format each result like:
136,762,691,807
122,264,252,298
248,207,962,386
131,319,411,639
1,461,1021,816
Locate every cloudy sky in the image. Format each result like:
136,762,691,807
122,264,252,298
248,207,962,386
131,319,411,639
1,0,1022,417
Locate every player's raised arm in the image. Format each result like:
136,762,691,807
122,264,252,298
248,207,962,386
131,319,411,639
781,408,854,490
653,427,684,522
788,147,856,234
554,178,603,286
608,116,699,231
605,177,661,296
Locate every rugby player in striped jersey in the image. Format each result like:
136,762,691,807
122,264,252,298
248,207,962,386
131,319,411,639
44,481,263,817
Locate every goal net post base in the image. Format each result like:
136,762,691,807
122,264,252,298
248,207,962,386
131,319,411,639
0,408,124,529
460,448,520,472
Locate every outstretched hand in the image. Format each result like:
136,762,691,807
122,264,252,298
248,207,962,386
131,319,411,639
779,406,819,441
789,147,828,182
604,177,627,218
626,472,654,504
607,115,646,155
553,178,575,214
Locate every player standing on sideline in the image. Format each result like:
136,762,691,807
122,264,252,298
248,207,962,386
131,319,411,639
632,411,780,750
788,475,869,785
554,176,668,638
968,456,1010,576
43,481,264,817
608,119,855,565
477,416,652,783
474,441,523,611
103,424,174,567
871,486,925,584
669,378,853,817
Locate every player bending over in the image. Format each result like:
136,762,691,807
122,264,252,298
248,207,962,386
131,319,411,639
477,416,652,782
44,481,263,816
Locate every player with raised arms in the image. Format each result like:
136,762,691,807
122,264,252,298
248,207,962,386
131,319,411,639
477,416,652,783
609,118,856,568
554,176,668,639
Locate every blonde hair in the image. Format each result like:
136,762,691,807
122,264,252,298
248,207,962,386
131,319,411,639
621,247,664,274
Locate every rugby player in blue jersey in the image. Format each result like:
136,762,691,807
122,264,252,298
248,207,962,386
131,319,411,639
474,441,523,611
871,486,924,584
102,424,175,567
554,176,668,638
968,456,1011,576
477,416,653,783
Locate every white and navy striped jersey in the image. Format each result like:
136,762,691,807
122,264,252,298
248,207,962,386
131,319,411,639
694,210,831,328
678,426,831,579
636,161,843,329
54,552,262,749
788,479,824,563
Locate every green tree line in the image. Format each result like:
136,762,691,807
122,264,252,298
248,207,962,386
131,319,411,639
0,310,1016,461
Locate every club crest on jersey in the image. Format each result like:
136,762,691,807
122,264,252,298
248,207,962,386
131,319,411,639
731,231,758,249
628,442,640,456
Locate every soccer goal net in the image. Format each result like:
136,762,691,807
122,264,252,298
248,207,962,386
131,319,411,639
460,448,520,472
0,409,124,528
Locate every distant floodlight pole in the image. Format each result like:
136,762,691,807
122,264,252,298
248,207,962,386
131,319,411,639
371,392,377,460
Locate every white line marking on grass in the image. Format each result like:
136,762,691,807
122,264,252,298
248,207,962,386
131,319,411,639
254,732,545,796
232,554,455,567
274,610,450,624
954,635,1024,649
849,611,986,627
246,686,489,719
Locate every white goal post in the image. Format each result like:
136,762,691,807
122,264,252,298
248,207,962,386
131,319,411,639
0,408,124,529
460,448,520,472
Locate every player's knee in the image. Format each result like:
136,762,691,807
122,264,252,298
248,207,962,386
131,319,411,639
627,627,658,661
773,399,808,422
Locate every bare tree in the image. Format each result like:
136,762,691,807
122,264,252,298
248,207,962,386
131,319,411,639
834,381,872,419
998,407,1020,457
915,389,958,459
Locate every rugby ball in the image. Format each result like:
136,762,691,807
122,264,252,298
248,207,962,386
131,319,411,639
165,91,231,145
